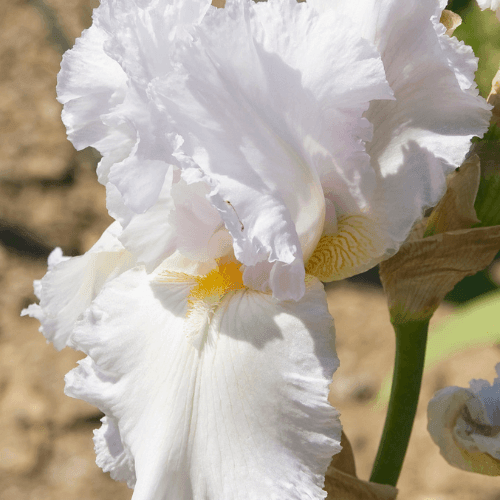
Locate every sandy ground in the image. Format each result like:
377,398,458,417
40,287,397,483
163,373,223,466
1,1,500,499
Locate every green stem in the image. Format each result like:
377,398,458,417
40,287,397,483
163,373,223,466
369,318,430,486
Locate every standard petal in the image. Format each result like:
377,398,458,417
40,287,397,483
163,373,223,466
57,0,212,202
21,222,134,350
57,24,128,151
65,268,341,500
106,179,178,271
108,166,233,272
57,0,395,296
56,20,136,187
308,0,491,258
156,0,392,299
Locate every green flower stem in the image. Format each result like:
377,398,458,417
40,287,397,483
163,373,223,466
369,318,430,486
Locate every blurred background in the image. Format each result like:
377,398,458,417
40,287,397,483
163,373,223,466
1,0,500,499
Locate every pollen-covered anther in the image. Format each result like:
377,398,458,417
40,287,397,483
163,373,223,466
305,214,385,282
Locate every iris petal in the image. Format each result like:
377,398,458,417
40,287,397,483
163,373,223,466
65,267,341,500
308,0,491,265
21,222,134,350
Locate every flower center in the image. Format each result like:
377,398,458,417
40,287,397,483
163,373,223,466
156,259,246,348
188,261,245,306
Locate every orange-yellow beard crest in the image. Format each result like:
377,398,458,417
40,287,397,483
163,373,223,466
189,261,245,304
157,260,246,348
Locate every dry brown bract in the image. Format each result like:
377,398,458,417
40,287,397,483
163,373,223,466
440,9,462,37
380,155,500,323
324,432,398,500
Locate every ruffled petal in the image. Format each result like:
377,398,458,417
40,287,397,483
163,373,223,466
65,267,341,499
56,20,135,187
57,0,396,296
107,166,233,272
21,222,134,350
477,0,500,16
94,0,212,89
428,363,500,476
94,415,136,488
155,0,392,299
57,0,212,195
308,0,491,262
57,24,129,151
247,0,394,212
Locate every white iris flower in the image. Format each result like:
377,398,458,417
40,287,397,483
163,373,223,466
23,0,491,498
24,221,341,498
54,0,491,300
428,363,500,476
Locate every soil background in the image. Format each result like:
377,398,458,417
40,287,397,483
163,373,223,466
1,1,499,499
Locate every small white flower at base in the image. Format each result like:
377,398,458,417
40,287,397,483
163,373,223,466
428,363,500,476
